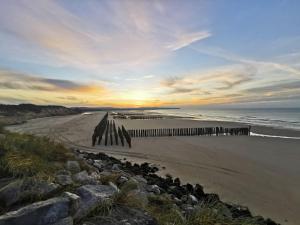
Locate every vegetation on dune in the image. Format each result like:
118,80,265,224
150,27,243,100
0,131,74,180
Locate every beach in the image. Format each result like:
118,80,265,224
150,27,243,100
7,111,300,225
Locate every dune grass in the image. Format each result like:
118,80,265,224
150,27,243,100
0,131,74,180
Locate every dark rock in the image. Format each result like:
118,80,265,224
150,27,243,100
203,193,220,204
0,197,70,225
225,203,252,218
146,185,160,195
93,160,105,170
165,174,173,186
193,184,204,199
83,205,158,225
184,183,194,194
167,185,186,199
74,185,117,220
174,178,181,186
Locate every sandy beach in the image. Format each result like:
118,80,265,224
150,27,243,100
7,111,300,225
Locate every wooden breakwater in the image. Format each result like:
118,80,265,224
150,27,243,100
92,112,131,147
113,113,163,120
128,126,251,138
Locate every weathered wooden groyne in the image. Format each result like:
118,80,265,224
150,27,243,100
113,113,163,120
92,113,131,147
128,126,251,138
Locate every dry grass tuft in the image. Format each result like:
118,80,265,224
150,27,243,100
0,132,74,180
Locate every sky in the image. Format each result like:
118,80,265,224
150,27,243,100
0,0,300,108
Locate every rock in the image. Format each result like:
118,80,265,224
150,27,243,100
226,204,252,218
116,176,128,186
174,178,181,186
132,175,147,191
82,205,158,225
109,182,119,193
55,175,73,186
181,194,198,205
0,197,70,225
66,161,81,173
51,217,73,225
172,196,182,205
87,159,94,165
193,184,205,199
147,185,160,195
167,185,186,198
0,179,60,207
90,171,101,181
56,170,72,176
93,160,104,170
74,184,117,220
73,171,96,185
111,164,121,171
203,193,220,203
62,192,80,214
187,194,198,205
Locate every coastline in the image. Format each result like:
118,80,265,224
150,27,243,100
6,111,300,225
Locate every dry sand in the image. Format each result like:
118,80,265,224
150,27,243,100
7,111,300,225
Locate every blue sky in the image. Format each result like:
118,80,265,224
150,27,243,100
0,0,300,107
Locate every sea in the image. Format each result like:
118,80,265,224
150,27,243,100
151,108,300,131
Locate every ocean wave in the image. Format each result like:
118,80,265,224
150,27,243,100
250,132,300,140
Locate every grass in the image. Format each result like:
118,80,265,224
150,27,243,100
146,194,185,225
99,172,121,185
0,132,74,180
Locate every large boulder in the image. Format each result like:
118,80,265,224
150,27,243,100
66,161,81,173
73,185,117,220
0,197,70,225
0,179,60,207
82,205,158,225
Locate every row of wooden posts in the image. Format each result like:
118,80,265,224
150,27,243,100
113,115,163,120
128,126,251,138
92,113,131,147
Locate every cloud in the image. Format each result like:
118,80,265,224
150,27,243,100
191,46,300,77
167,31,211,51
217,76,253,90
0,69,104,93
160,65,256,96
0,0,210,73
244,81,300,93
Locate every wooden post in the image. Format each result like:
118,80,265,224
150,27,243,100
105,120,109,146
118,127,124,146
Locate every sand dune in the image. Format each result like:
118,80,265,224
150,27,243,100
7,111,300,225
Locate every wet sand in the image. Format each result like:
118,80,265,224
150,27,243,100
7,111,300,225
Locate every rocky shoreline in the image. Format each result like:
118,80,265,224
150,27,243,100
0,147,280,225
